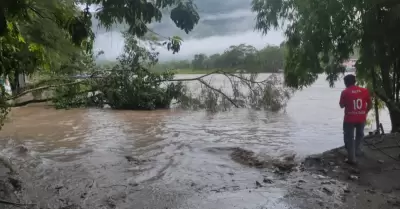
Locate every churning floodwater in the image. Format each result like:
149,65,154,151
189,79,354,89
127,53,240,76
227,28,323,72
0,74,391,209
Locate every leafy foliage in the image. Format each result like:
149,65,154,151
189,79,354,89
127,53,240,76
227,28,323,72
54,34,292,112
0,0,201,124
80,0,199,36
0,0,292,132
252,0,400,132
92,34,185,110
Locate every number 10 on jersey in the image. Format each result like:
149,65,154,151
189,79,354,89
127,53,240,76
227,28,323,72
353,99,363,110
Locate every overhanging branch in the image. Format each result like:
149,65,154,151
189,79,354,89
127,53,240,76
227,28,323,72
197,78,239,108
8,80,87,101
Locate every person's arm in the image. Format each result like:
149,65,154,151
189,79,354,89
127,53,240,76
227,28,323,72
339,91,345,108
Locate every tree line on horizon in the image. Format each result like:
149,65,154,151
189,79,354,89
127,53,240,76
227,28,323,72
152,43,285,73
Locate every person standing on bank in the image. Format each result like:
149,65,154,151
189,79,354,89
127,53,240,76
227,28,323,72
339,74,372,164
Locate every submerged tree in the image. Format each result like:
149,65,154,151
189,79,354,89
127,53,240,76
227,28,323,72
0,0,293,130
252,0,400,132
0,0,200,125
52,32,292,112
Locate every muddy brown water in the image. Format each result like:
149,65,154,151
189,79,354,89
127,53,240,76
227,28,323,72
0,74,391,209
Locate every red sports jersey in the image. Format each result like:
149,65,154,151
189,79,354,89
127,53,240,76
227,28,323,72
339,85,371,123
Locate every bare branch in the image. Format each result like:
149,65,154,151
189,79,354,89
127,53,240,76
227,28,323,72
12,98,51,107
8,80,87,101
197,78,239,108
0,198,36,207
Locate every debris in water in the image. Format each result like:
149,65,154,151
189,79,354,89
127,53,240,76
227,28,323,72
129,182,139,187
283,154,296,162
15,145,28,154
80,192,87,199
125,156,134,162
387,199,400,206
273,160,297,172
230,148,264,168
211,186,228,193
321,181,332,185
8,177,21,191
55,184,64,190
317,201,324,206
124,156,148,164
323,187,333,195
377,160,384,164
349,168,360,174
263,178,273,184
318,168,329,174
348,175,359,181
59,204,82,209
313,174,327,179
230,147,297,172
255,181,263,187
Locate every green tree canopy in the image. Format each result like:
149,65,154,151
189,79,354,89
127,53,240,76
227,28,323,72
252,0,400,132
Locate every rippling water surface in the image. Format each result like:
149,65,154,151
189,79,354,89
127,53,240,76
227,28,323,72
0,74,391,209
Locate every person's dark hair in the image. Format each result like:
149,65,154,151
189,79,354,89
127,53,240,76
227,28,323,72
344,74,356,87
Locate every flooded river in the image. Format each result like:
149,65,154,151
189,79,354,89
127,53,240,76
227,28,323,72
0,74,391,209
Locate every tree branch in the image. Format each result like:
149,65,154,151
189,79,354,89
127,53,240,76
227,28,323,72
12,98,51,107
0,199,35,207
26,5,54,22
4,89,95,108
374,89,400,112
8,80,88,101
7,69,104,101
197,78,239,108
377,0,400,8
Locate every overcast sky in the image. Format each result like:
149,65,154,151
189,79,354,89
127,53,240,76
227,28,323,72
88,1,285,61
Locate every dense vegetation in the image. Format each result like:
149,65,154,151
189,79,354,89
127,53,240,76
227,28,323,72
153,44,284,73
96,44,285,73
0,0,293,129
252,0,400,132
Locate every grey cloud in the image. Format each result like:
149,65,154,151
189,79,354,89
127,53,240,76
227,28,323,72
93,0,284,61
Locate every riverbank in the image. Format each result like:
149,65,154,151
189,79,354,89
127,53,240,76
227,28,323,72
0,153,33,208
301,133,400,208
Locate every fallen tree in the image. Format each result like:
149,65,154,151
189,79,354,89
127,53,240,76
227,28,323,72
3,34,293,113
0,0,294,131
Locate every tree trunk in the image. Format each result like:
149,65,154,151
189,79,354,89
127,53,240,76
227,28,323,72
388,107,400,133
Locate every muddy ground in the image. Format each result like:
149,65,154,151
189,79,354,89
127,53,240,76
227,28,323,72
300,133,400,209
1,134,400,209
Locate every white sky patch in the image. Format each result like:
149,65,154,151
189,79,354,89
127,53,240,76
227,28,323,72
200,9,255,21
95,30,284,61
78,4,99,12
